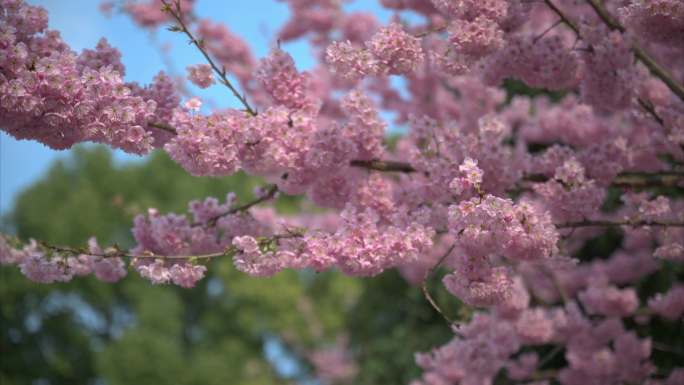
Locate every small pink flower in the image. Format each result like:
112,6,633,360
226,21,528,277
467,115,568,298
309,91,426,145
184,97,202,111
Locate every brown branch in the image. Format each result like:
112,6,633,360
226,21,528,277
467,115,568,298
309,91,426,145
194,184,279,226
631,45,684,103
611,171,683,188
557,220,684,229
537,345,564,370
437,218,684,236
583,0,684,103
415,24,448,38
149,121,178,134
421,244,459,327
39,241,233,260
533,19,563,44
18,186,282,261
353,159,682,189
351,156,684,186
228,184,279,214
160,0,257,116
543,0,580,35
652,342,684,356
637,98,665,126
32,227,302,262
349,159,417,173
524,171,684,189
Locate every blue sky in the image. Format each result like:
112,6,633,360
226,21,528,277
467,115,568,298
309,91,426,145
0,0,394,214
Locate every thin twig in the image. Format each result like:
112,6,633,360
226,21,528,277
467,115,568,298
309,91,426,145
557,220,684,229
543,0,580,35
32,229,302,262
537,345,564,369
652,342,684,356
350,159,418,173
39,241,233,260
421,244,458,327
160,0,257,116
533,19,563,44
523,171,684,189
415,24,448,38
637,98,665,126
149,121,178,134
196,184,278,227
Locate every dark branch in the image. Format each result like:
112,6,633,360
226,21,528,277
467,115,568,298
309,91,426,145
557,220,684,229
149,121,178,134
421,244,459,327
38,240,232,260
349,159,417,173
543,0,580,35
196,184,279,227
160,0,257,116
637,98,665,126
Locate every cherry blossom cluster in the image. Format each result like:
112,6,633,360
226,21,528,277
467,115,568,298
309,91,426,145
414,238,683,385
0,0,179,153
186,63,214,89
442,189,559,307
118,0,195,28
326,22,424,79
619,0,684,47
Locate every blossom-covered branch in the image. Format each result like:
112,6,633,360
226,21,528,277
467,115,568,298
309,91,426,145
159,0,257,115
557,220,684,229
194,183,279,226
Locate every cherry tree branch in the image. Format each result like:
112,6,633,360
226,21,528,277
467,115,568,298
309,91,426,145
611,171,684,188
524,171,684,189
637,98,665,126
557,220,684,229
537,345,564,370
436,218,684,238
543,0,580,35
420,244,459,327
149,121,178,134
415,24,448,38
195,184,279,227
160,0,257,116
349,159,417,173
352,160,683,189
30,227,303,263
15,185,282,261
39,241,234,260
